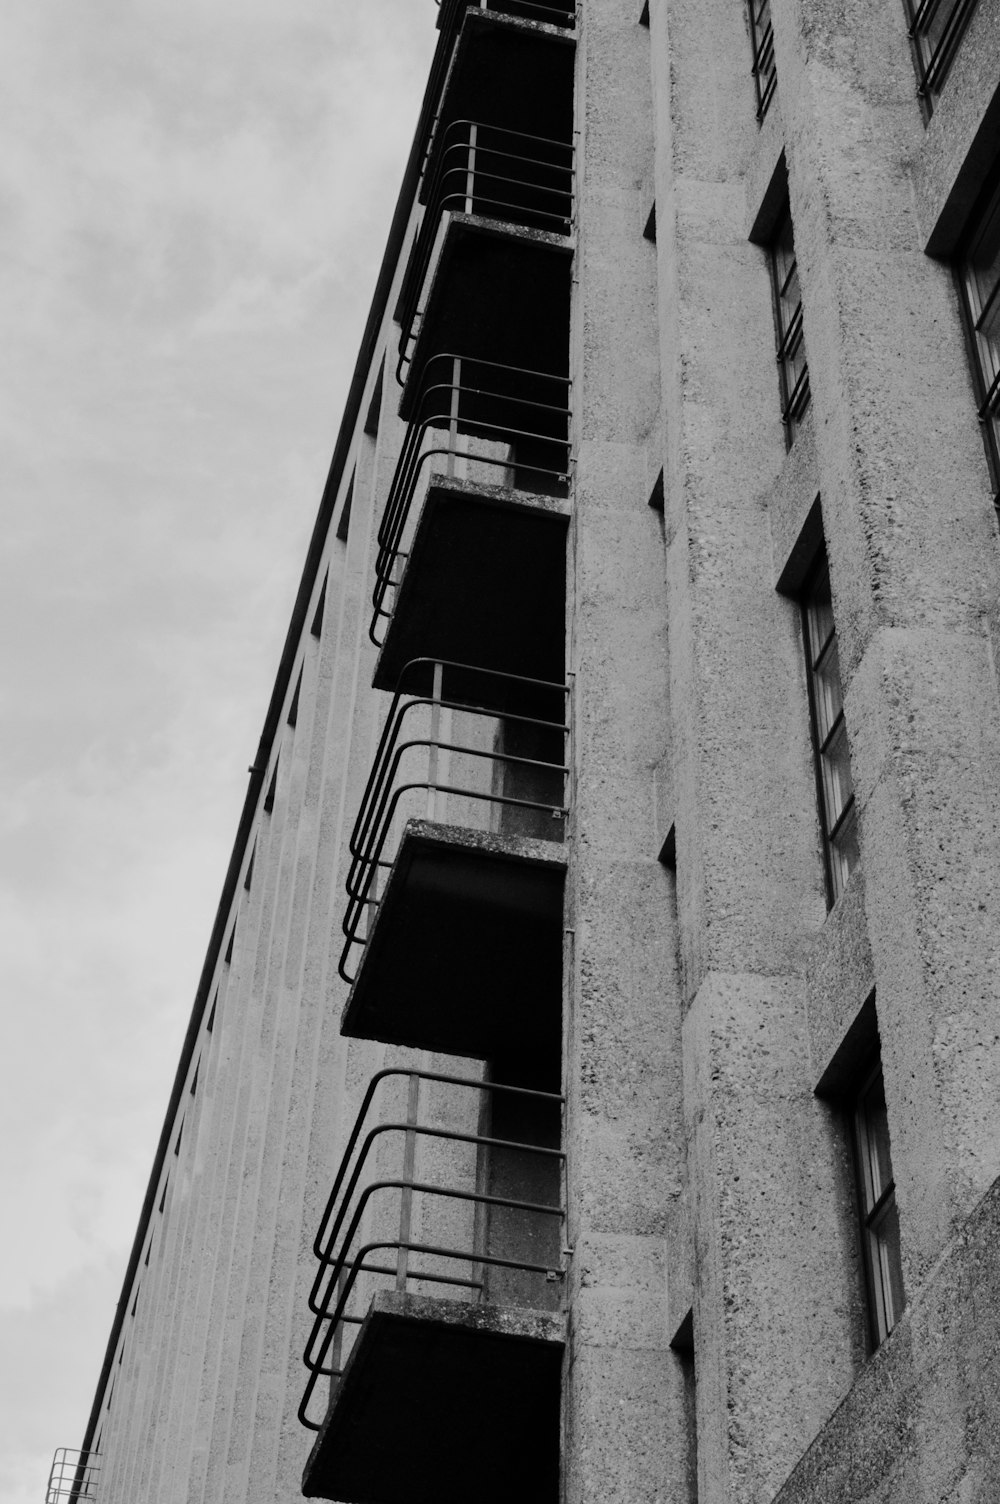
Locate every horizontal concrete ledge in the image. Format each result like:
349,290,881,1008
303,1291,565,1504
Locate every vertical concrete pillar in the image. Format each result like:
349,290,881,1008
773,0,1000,1289
649,0,866,1496
564,4,682,1500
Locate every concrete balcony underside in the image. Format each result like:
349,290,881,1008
302,1291,565,1504
374,475,569,697
341,821,565,1064
428,10,575,197
399,216,572,425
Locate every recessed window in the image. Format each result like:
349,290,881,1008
748,0,777,122
670,1309,698,1503
364,358,385,438
264,761,279,816
769,201,810,442
958,169,1000,498
851,1057,905,1347
287,667,303,729
902,0,979,107
801,551,858,904
310,574,328,640
336,471,355,543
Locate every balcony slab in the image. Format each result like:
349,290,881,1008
342,820,565,1065
302,1290,565,1504
399,214,572,424
429,9,576,201
374,474,569,699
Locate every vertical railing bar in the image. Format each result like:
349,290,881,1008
426,662,444,821
465,122,478,214
447,357,461,478
397,1073,421,1289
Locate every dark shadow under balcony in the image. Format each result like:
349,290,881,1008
300,1068,565,1504
339,661,568,1062
398,216,571,412
370,353,571,669
397,119,574,374
372,473,568,695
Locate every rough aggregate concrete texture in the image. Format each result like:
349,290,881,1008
564,3,683,1501
774,0,1000,1292
773,1170,1000,1504
650,0,887,1495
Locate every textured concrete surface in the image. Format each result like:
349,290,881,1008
82,1,1000,1502
774,1170,1000,1504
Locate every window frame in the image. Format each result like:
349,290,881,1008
956,165,1000,502
799,550,858,907
748,0,777,123
849,1056,905,1349
902,0,980,110
768,201,811,446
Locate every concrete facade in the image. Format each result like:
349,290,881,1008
61,2,1000,1503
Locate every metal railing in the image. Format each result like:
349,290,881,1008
46,1450,100,1504
904,0,979,101
748,0,777,122
299,1066,565,1431
340,658,570,986
437,0,576,38
397,120,574,379
372,353,572,649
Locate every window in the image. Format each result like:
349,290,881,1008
903,0,979,107
851,1058,905,1346
801,551,858,904
769,202,810,441
670,1309,698,1503
748,0,776,122
958,169,1000,497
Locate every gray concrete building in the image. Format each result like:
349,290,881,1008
52,1,1000,1501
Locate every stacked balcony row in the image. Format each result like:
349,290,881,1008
300,4,576,1502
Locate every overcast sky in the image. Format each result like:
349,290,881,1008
0,5,434,1500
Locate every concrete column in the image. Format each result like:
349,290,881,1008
563,5,683,1501
649,0,866,1496
773,0,1000,1290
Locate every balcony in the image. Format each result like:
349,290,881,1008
46,1451,100,1504
340,660,568,1064
300,1068,565,1504
370,353,570,687
397,209,571,422
437,0,576,39
397,120,574,380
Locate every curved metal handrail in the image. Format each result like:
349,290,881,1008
339,657,570,986
298,1068,565,1432
371,352,572,649
397,119,575,380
